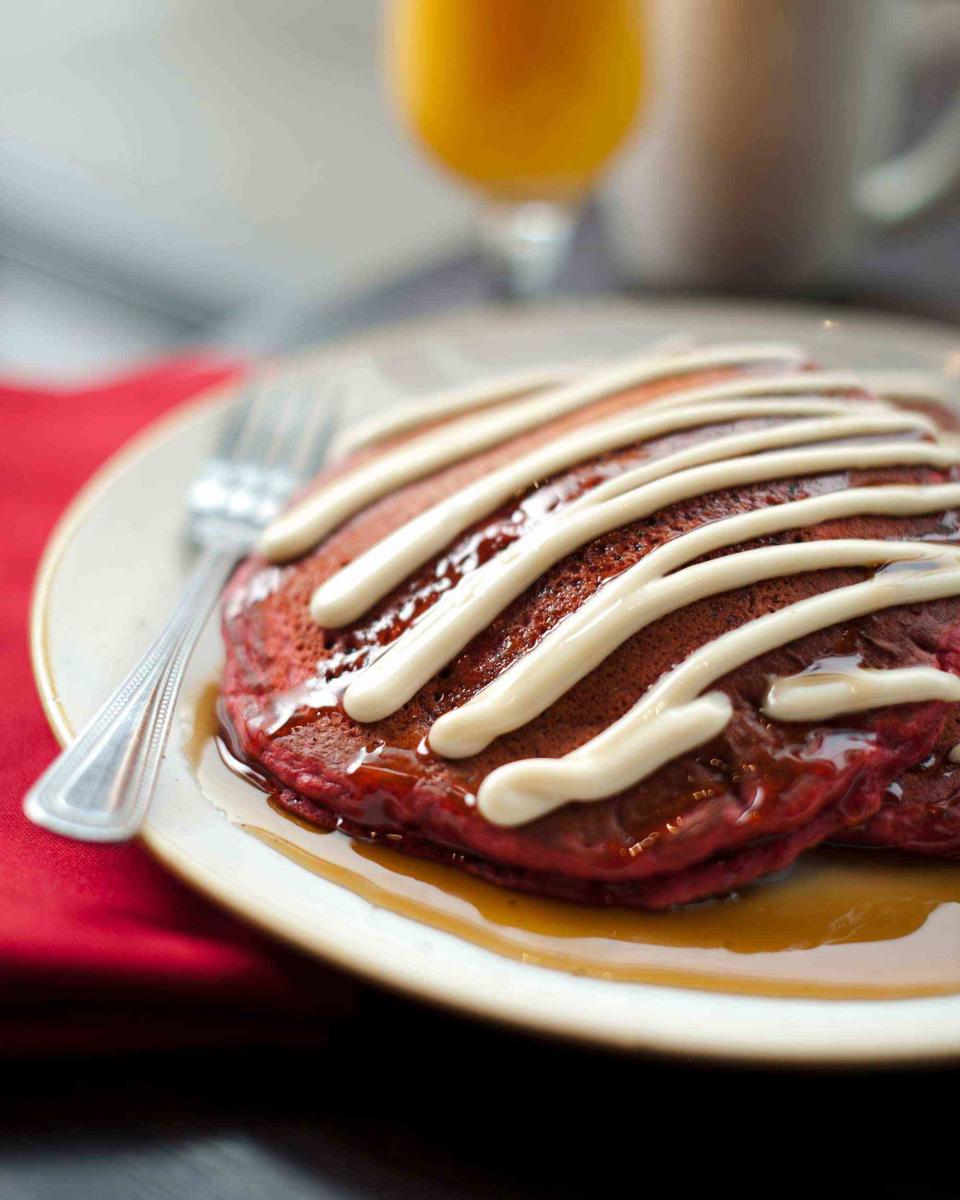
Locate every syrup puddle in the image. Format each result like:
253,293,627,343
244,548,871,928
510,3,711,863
187,683,960,1000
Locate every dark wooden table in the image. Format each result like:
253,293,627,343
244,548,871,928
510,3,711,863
9,986,960,1199
9,207,960,1198
4,984,960,1200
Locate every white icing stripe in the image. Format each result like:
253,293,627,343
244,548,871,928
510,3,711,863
855,370,958,407
331,363,582,456
616,368,865,414
259,341,803,561
475,550,960,826
342,437,960,723
255,340,960,831
312,383,915,626
429,483,960,757
762,665,960,722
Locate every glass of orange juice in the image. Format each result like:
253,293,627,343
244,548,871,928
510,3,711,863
386,0,645,299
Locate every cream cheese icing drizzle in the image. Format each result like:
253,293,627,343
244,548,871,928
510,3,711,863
311,373,913,625
259,342,803,561
856,370,958,408
257,341,960,829
762,664,960,722
476,550,960,826
429,483,960,757
330,362,583,456
342,437,959,723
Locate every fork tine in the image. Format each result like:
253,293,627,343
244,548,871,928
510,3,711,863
238,374,295,466
219,370,295,468
262,376,316,475
190,365,342,543
212,379,262,461
293,387,340,481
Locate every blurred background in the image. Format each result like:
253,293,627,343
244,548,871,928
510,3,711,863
2,0,475,380
3,0,959,384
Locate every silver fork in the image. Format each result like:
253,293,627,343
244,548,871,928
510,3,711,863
24,369,337,842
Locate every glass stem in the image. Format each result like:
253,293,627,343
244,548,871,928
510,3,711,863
478,199,578,301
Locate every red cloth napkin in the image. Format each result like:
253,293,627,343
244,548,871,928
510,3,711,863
0,357,356,1055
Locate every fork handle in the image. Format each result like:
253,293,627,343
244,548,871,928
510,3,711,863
24,548,239,842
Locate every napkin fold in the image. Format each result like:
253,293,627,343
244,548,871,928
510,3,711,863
0,357,356,1054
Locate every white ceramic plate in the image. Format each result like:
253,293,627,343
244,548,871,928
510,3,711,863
32,298,960,1065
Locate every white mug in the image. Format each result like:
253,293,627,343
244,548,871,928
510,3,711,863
602,0,960,289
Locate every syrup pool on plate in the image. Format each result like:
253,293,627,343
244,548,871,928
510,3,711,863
188,683,960,1001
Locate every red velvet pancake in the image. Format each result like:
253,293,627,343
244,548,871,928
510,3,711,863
221,361,960,908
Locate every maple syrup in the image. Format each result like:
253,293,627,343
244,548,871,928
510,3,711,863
188,683,960,1000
